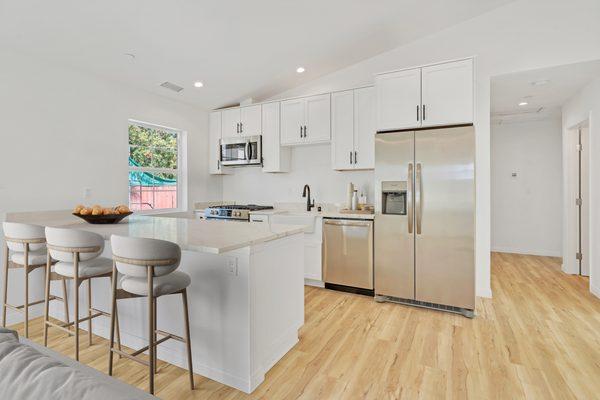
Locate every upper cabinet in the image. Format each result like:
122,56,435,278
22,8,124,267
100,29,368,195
376,58,473,131
331,87,375,170
221,105,261,138
421,59,473,127
208,111,230,175
281,94,331,145
262,102,291,173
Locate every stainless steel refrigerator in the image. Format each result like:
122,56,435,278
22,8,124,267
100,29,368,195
374,125,475,317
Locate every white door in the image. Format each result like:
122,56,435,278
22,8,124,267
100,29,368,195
421,59,473,127
280,98,305,145
209,111,228,175
240,105,262,137
375,68,421,131
221,107,241,137
353,86,375,170
331,90,355,170
305,93,331,143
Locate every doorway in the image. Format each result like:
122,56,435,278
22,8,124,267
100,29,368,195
574,123,590,276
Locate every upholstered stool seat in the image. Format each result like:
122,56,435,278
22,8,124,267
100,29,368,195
54,257,113,279
10,250,48,266
121,271,191,297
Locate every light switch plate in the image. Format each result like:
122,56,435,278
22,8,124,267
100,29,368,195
227,259,238,276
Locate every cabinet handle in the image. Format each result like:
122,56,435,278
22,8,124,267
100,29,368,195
300,126,302,138
349,151,353,164
354,151,357,164
240,122,243,133
303,125,307,138
236,123,240,133
416,105,420,121
422,105,426,121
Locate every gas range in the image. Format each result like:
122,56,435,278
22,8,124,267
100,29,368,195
204,204,274,221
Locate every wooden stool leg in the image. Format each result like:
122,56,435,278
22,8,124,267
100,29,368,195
153,297,158,372
115,301,122,358
182,289,194,390
73,253,80,361
87,278,92,346
108,262,118,376
2,243,8,327
61,277,69,327
43,254,52,346
23,245,29,338
147,266,155,395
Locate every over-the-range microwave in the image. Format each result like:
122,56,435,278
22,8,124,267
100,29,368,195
220,135,262,166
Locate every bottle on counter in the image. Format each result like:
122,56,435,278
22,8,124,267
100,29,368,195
359,192,367,209
351,190,358,211
346,182,354,210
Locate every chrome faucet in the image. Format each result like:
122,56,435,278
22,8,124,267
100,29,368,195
302,184,315,212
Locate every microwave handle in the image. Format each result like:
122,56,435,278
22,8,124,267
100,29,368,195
245,141,250,161
248,140,253,161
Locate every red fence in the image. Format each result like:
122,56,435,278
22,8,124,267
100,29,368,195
129,185,177,211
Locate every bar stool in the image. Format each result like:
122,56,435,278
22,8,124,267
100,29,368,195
44,227,121,361
108,235,194,395
2,222,69,338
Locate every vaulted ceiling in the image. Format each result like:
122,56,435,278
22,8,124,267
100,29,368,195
0,0,514,110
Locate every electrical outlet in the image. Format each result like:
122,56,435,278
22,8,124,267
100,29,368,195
227,259,238,276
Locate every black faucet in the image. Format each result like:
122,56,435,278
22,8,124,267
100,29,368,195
302,184,315,212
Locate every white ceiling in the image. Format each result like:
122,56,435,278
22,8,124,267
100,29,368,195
0,0,513,110
491,59,600,124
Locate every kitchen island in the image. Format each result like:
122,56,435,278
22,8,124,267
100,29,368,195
5,211,305,393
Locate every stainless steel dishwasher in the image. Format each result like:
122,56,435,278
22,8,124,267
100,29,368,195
323,218,374,296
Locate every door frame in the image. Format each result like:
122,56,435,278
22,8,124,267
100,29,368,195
563,115,593,283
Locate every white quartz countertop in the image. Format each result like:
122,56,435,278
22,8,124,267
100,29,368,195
5,211,305,254
248,209,375,220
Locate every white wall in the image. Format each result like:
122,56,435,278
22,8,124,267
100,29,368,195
491,119,562,256
222,144,374,205
224,0,600,298
0,49,217,325
562,77,600,298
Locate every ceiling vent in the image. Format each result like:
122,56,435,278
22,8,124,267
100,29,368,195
160,81,184,93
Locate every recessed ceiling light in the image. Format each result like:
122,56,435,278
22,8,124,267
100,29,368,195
194,81,204,88
531,79,550,86
518,101,528,106
296,67,305,74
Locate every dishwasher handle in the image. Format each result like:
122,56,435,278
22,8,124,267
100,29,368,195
324,219,373,228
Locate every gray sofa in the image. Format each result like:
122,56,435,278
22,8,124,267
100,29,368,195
0,328,157,400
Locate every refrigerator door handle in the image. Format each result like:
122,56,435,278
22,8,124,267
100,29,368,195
416,163,423,234
408,163,414,234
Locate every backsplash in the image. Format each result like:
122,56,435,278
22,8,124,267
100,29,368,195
222,143,374,206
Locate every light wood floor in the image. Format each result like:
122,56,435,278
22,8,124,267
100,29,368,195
9,253,600,399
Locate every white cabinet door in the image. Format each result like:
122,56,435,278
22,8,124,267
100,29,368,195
304,242,322,281
305,93,331,143
376,68,421,131
421,59,473,127
209,111,229,175
240,105,262,137
353,86,375,170
261,102,290,172
331,90,355,170
280,98,305,145
221,108,241,138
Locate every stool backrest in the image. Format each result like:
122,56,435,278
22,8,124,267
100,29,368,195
111,235,180,278
2,222,46,252
45,227,104,262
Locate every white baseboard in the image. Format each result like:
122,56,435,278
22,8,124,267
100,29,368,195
591,283,600,299
476,287,492,298
304,279,324,288
492,246,562,257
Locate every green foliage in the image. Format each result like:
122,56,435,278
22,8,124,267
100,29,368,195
129,124,177,169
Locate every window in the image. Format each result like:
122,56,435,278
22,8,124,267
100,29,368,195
128,121,182,211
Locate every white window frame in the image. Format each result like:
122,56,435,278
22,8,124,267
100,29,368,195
128,119,187,214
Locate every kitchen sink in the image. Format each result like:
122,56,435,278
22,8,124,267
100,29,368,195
269,212,318,233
